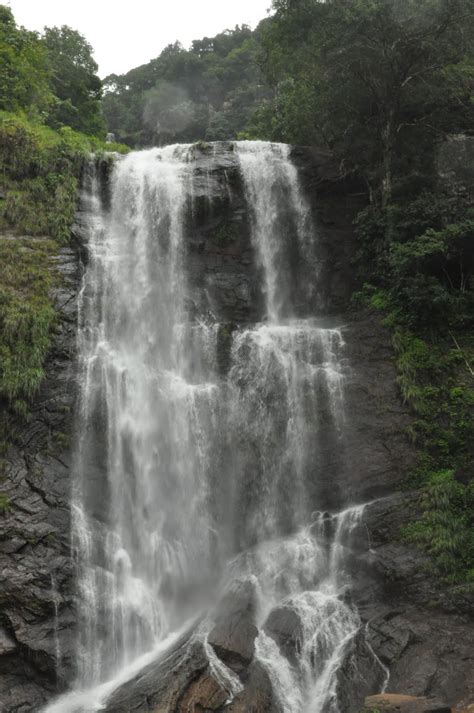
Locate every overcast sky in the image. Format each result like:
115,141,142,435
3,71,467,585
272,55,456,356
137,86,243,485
10,0,272,77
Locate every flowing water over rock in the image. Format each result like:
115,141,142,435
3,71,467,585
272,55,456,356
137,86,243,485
45,142,382,713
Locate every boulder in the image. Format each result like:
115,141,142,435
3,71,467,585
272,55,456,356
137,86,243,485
263,604,303,663
364,694,451,713
103,633,223,712
225,660,280,713
335,630,388,713
208,579,259,671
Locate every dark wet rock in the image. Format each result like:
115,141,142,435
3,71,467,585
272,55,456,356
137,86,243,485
365,610,474,704
208,579,259,671
226,660,280,713
180,142,366,324
103,632,229,713
2,141,474,711
336,629,388,713
0,667,50,713
176,668,230,712
354,495,474,706
106,628,279,713
264,604,303,663
0,240,81,710
336,315,417,506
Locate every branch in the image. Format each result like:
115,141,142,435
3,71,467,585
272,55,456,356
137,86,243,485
449,332,474,378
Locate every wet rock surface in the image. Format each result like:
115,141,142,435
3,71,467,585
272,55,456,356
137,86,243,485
336,630,388,713
175,141,365,325
263,604,304,663
103,632,229,713
208,579,259,671
355,495,474,708
225,661,279,713
0,241,80,711
1,142,474,712
104,635,279,713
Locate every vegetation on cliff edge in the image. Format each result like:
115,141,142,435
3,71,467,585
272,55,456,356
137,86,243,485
254,0,474,585
0,6,127,476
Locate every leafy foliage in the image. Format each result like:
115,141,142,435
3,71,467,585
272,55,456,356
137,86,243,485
0,4,106,137
0,110,128,445
0,112,127,243
0,5,128,461
102,26,270,146
0,237,56,407
360,289,474,582
356,192,474,329
404,470,474,582
0,233,57,472
43,25,105,137
255,0,474,203
0,5,52,118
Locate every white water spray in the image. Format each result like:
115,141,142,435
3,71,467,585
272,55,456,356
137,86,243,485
45,142,378,713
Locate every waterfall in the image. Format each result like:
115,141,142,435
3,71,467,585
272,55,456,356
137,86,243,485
73,146,220,684
45,142,377,713
236,141,314,323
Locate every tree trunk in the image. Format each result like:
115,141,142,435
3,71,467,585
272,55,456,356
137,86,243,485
381,112,395,207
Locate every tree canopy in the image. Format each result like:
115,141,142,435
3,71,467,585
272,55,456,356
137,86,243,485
0,5,105,137
0,5,52,118
43,25,105,136
254,0,474,203
101,25,270,146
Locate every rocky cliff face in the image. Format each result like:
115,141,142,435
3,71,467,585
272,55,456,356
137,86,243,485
0,241,80,712
0,141,472,712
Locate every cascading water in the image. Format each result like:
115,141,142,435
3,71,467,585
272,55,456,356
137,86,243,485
73,147,220,684
45,142,381,713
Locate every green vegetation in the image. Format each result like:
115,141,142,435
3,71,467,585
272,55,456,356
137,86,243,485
0,236,56,409
0,5,105,137
357,287,474,582
0,111,127,241
0,5,51,119
395,326,474,583
102,26,270,146
0,0,473,585
0,112,80,242
212,221,240,246
247,0,474,585
0,4,128,494
43,25,105,137
0,233,56,487
253,0,474,203
0,492,10,512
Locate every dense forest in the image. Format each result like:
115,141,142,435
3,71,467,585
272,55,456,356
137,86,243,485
102,25,270,146
0,0,473,586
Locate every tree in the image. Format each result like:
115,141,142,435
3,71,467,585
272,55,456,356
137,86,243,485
0,5,52,117
259,0,474,204
101,26,267,146
43,25,106,137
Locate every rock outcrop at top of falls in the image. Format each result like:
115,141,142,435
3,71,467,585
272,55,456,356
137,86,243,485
0,140,473,713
